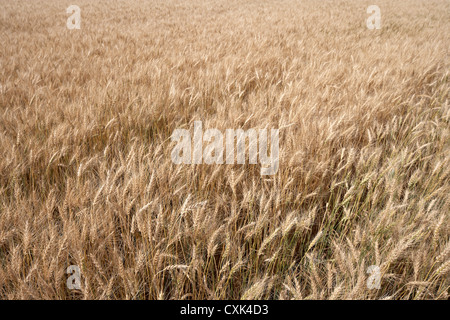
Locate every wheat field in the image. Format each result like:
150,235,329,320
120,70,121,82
0,0,448,300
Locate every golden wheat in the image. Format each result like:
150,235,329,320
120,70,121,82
0,0,448,300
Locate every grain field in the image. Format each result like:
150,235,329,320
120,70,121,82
0,0,448,299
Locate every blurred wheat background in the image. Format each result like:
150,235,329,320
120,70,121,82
0,0,448,299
